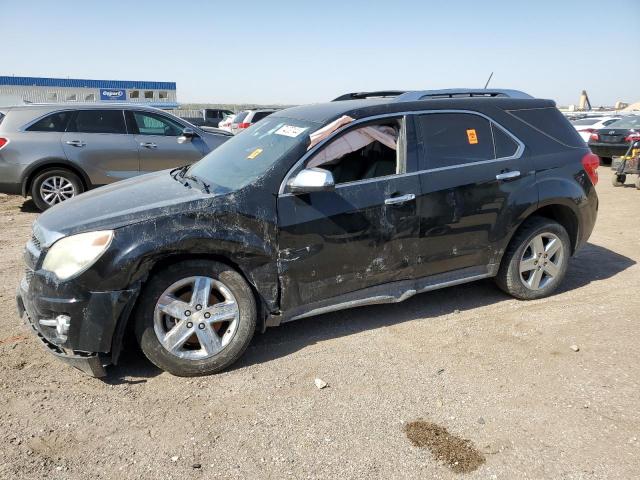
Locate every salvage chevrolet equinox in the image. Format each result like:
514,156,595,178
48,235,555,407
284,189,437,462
17,89,600,377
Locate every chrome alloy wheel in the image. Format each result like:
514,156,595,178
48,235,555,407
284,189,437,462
39,176,76,205
519,233,565,290
153,276,240,360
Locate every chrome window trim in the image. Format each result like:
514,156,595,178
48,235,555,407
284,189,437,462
277,109,525,195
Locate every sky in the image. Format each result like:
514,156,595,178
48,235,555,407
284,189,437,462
1,0,639,106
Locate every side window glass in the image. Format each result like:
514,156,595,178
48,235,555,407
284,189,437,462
68,110,126,134
26,111,72,132
133,112,183,136
306,119,403,185
417,113,493,169
492,124,519,158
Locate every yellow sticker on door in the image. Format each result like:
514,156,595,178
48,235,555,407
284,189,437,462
247,148,263,159
466,129,478,144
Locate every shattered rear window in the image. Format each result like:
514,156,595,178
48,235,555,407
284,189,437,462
188,117,317,192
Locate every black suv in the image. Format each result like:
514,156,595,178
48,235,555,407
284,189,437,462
16,89,599,377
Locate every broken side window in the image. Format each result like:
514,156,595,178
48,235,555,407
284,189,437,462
306,118,404,185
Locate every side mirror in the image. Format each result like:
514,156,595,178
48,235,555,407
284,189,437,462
288,168,335,193
177,127,196,144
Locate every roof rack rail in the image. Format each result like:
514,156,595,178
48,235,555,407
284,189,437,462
332,91,406,101
394,89,533,102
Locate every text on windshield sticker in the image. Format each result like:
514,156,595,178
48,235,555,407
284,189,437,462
275,125,308,138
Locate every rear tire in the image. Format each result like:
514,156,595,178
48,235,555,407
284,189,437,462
135,260,256,376
495,217,570,300
30,168,84,211
612,174,626,187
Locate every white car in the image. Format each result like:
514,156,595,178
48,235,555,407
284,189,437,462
571,116,620,141
217,113,236,133
230,109,278,135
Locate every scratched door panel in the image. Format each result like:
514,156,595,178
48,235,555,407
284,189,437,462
276,174,420,310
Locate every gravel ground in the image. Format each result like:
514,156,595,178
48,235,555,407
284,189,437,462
0,178,639,479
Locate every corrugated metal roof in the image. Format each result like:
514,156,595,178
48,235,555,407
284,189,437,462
0,76,176,90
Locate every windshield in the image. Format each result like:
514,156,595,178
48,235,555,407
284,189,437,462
607,116,640,129
188,116,317,191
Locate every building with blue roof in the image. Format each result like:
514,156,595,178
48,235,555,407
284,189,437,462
0,76,178,108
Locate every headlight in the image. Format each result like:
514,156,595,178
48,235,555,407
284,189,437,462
42,230,114,280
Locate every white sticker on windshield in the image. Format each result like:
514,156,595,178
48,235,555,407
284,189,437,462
275,125,307,138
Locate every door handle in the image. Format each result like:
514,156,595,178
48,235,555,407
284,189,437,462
140,142,158,149
65,140,85,147
384,193,416,205
495,170,521,181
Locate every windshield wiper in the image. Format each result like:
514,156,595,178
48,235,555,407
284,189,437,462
170,165,189,179
182,173,211,194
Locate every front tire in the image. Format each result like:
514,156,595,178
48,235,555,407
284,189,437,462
30,168,84,211
135,260,256,376
495,217,571,300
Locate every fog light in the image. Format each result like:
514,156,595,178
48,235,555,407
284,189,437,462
39,314,71,342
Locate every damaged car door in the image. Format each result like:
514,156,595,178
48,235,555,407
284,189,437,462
276,116,421,313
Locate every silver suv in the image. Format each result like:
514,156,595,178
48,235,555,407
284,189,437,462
0,104,230,210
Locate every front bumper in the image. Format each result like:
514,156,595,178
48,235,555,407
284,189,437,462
16,273,139,377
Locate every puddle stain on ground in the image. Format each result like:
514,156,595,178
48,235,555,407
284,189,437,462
404,420,486,474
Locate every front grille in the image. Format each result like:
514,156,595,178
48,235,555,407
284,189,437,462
25,267,34,284
30,234,41,250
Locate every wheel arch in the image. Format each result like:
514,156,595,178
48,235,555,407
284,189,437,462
21,159,91,197
110,251,271,365
500,200,580,268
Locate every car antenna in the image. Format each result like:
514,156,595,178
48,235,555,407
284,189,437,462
484,72,494,89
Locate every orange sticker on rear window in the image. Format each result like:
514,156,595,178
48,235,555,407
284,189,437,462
466,129,478,144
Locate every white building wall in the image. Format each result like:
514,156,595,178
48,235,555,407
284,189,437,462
0,85,177,104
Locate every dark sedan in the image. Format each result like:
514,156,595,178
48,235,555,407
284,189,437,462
588,115,640,163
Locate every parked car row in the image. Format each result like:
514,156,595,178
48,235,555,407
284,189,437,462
169,108,235,128
14,88,600,378
586,115,640,163
569,113,640,164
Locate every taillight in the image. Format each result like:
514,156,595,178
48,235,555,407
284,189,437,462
578,128,596,134
581,153,599,185
0,137,8,150
238,122,251,129
624,132,640,143
589,132,599,142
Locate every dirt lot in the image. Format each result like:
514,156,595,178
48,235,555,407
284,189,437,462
1,178,639,479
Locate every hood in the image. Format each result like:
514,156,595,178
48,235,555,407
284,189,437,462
37,170,213,237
